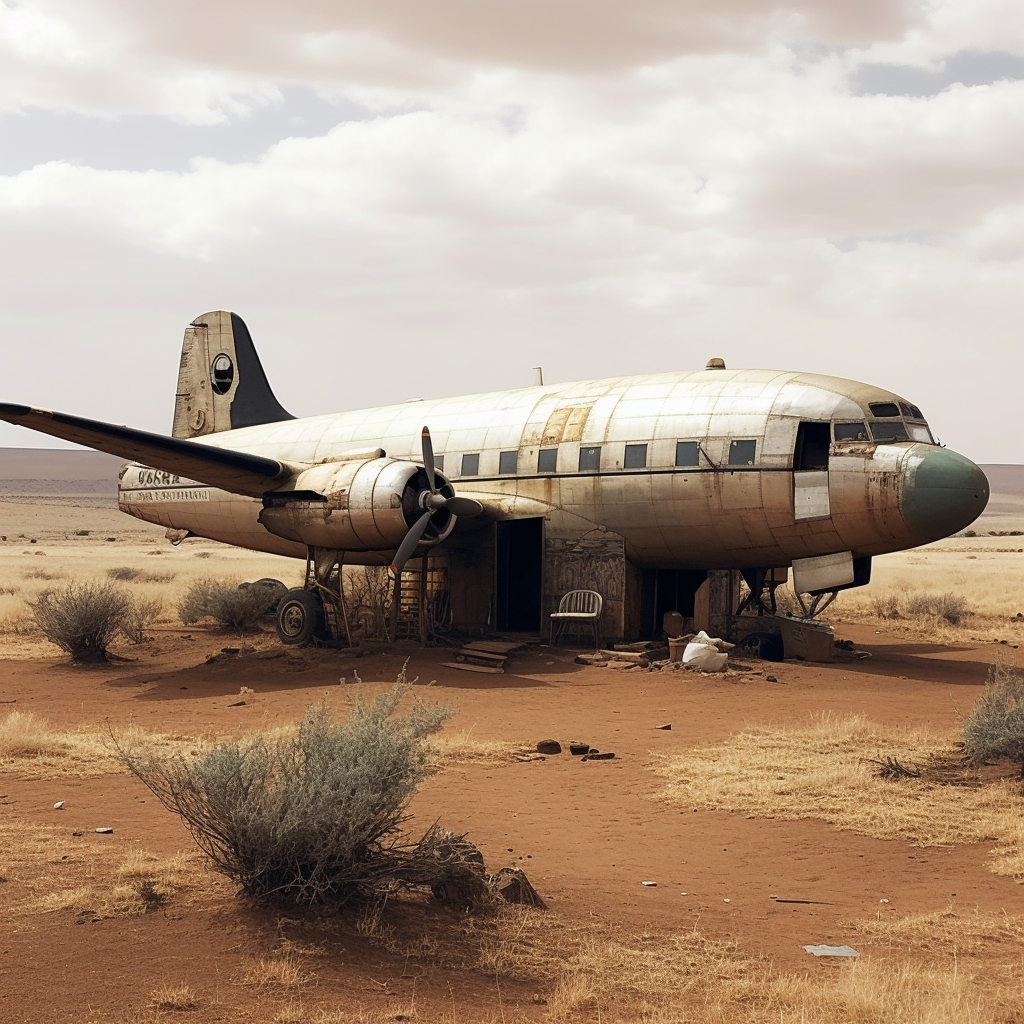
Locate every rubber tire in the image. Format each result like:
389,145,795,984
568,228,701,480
275,589,326,646
739,631,785,662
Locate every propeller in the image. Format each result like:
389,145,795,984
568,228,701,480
388,426,483,576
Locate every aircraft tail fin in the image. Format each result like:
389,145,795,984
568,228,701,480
172,311,294,438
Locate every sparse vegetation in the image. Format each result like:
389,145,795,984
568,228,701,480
963,663,1024,777
149,983,199,1011
32,580,132,661
114,687,495,907
177,577,276,631
656,714,1024,880
871,589,970,625
121,595,164,643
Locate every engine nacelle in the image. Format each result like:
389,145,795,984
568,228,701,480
258,457,455,551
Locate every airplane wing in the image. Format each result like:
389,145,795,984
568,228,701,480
0,403,291,498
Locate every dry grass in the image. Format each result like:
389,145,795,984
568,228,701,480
149,983,199,1011
851,906,1024,958
426,729,526,764
537,923,1022,1024
0,710,207,778
244,955,313,989
655,714,1024,880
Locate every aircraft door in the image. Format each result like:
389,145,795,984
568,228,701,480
793,422,831,521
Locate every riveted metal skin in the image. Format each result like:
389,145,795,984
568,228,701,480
114,366,988,568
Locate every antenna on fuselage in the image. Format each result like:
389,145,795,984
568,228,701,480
533,367,544,386
706,358,726,370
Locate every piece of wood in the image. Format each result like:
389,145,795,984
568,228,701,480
598,649,647,663
462,641,523,654
441,661,505,674
457,648,508,662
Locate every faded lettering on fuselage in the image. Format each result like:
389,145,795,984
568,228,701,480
124,487,211,503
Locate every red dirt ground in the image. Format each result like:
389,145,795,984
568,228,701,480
1,623,1021,1023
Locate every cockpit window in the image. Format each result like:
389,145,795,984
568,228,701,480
833,422,869,442
909,404,923,419
869,420,909,442
907,423,934,443
898,402,914,418
869,402,900,418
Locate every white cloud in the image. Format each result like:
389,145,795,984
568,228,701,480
1,2,1022,462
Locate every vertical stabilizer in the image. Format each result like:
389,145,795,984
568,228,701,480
172,311,294,438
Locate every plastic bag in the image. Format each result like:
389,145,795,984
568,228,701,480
682,630,729,672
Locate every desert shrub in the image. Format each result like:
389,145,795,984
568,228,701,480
177,578,272,631
32,582,131,662
122,596,164,643
963,664,1024,777
107,566,142,581
115,687,469,906
871,590,969,625
903,591,970,625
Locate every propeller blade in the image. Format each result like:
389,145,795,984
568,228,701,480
389,510,432,576
444,496,484,517
421,426,436,494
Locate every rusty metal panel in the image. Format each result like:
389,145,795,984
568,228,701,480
792,551,854,593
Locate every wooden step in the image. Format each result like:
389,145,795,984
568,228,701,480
441,661,505,675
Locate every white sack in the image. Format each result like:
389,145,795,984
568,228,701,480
682,631,729,672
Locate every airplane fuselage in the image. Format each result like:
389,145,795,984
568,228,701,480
117,365,989,573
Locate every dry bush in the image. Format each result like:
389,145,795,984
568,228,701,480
341,566,392,640
963,663,1024,776
426,730,523,765
0,583,17,596
122,595,165,643
870,589,969,625
656,714,1024,880
107,566,143,581
114,687,481,907
851,906,1024,957
149,983,198,1011
32,581,131,661
177,577,273,631
244,955,311,989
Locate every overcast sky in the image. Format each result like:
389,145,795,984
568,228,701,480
1,0,1022,462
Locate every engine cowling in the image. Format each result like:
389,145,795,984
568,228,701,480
258,457,456,551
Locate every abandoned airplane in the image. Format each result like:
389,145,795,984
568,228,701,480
0,310,989,645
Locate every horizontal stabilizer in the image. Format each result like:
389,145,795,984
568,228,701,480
0,403,290,497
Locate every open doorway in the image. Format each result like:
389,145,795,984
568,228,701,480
496,518,543,632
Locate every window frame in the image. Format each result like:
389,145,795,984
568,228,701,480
675,440,699,467
461,452,480,477
537,448,558,473
728,439,757,467
623,442,648,469
498,450,518,475
578,446,602,473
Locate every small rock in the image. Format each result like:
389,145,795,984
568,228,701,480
641,880,657,887
568,742,590,756
227,700,247,707
766,675,778,683
655,723,672,730
723,898,731,903
53,801,64,810
95,827,114,834
536,739,562,755
582,751,615,760
221,647,240,655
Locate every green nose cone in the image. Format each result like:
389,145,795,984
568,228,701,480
903,448,989,540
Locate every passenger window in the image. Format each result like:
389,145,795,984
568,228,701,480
624,443,647,469
833,422,869,442
869,421,909,442
579,446,601,472
434,455,444,472
461,453,480,476
728,440,757,466
538,448,557,473
869,402,900,418
499,450,518,474
675,441,699,467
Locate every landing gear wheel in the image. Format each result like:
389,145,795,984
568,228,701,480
275,589,326,645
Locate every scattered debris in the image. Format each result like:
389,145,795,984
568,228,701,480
582,751,615,761
491,867,547,909
536,739,562,755
655,723,672,730
879,898,890,904
766,675,778,683
568,742,590,755
723,898,731,903
227,700,247,707
642,880,657,887
771,897,834,905
95,827,114,834
682,631,731,672
869,756,921,779
803,944,859,957
449,641,524,674
53,801,64,810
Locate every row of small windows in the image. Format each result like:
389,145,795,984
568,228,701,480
436,439,759,476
